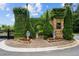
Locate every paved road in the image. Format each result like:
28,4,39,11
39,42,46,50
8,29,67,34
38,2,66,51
0,35,79,56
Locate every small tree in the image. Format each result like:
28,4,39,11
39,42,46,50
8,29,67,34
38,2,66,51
43,10,53,39
63,6,73,40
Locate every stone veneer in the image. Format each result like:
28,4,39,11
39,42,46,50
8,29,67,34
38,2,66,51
51,18,64,39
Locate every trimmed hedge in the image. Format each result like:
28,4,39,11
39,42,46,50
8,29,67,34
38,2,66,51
13,8,35,38
63,6,73,40
13,8,27,38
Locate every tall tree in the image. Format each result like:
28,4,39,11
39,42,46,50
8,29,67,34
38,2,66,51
25,4,36,38
63,6,73,40
43,10,53,39
40,10,52,20
64,3,73,8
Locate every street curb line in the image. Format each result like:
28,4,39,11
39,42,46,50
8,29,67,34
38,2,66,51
0,39,78,52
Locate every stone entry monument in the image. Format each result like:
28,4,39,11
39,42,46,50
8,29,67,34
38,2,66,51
52,18,64,39
51,8,65,40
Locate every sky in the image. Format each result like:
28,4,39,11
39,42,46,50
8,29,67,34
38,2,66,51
0,3,78,26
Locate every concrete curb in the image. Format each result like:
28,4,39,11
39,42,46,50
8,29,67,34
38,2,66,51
0,39,79,52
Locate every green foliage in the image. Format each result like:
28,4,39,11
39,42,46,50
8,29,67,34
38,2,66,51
13,8,28,15
10,25,14,30
1,25,11,30
0,27,1,30
30,18,44,36
63,6,73,40
75,4,79,15
73,13,78,22
42,10,53,39
40,10,52,20
43,21,53,39
13,8,29,38
73,18,79,33
73,5,79,33
51,8,65,19
30,17,53,39
40,12,46,19
13,8,36,38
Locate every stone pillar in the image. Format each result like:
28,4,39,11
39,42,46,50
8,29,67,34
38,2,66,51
36,32,39,39
52,18,56,39
53,18,56,29
61,20,64,30
51,18,64,40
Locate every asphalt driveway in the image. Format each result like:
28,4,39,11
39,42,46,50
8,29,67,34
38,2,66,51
0,44,79,56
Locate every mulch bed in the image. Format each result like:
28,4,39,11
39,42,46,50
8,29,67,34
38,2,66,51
5,38,75,48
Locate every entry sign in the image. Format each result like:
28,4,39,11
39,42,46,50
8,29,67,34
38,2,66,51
26,31,30,37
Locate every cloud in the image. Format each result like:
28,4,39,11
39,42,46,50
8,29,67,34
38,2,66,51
6,7,10,11
61,3,65,7
72,4,77,11
23,4,27,9
35,3,42,12
10,15,15,22
0,3,6,10
23,4,33,11
33,13,38,16
6,14,10,17
0,3,10,12
11,18,15,22
28,4,33,11
24,3,42,17
46,5,48,8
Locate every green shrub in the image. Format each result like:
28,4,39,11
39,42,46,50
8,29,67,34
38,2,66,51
43,22,53,39
63,29,73,40
73,18,79,33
